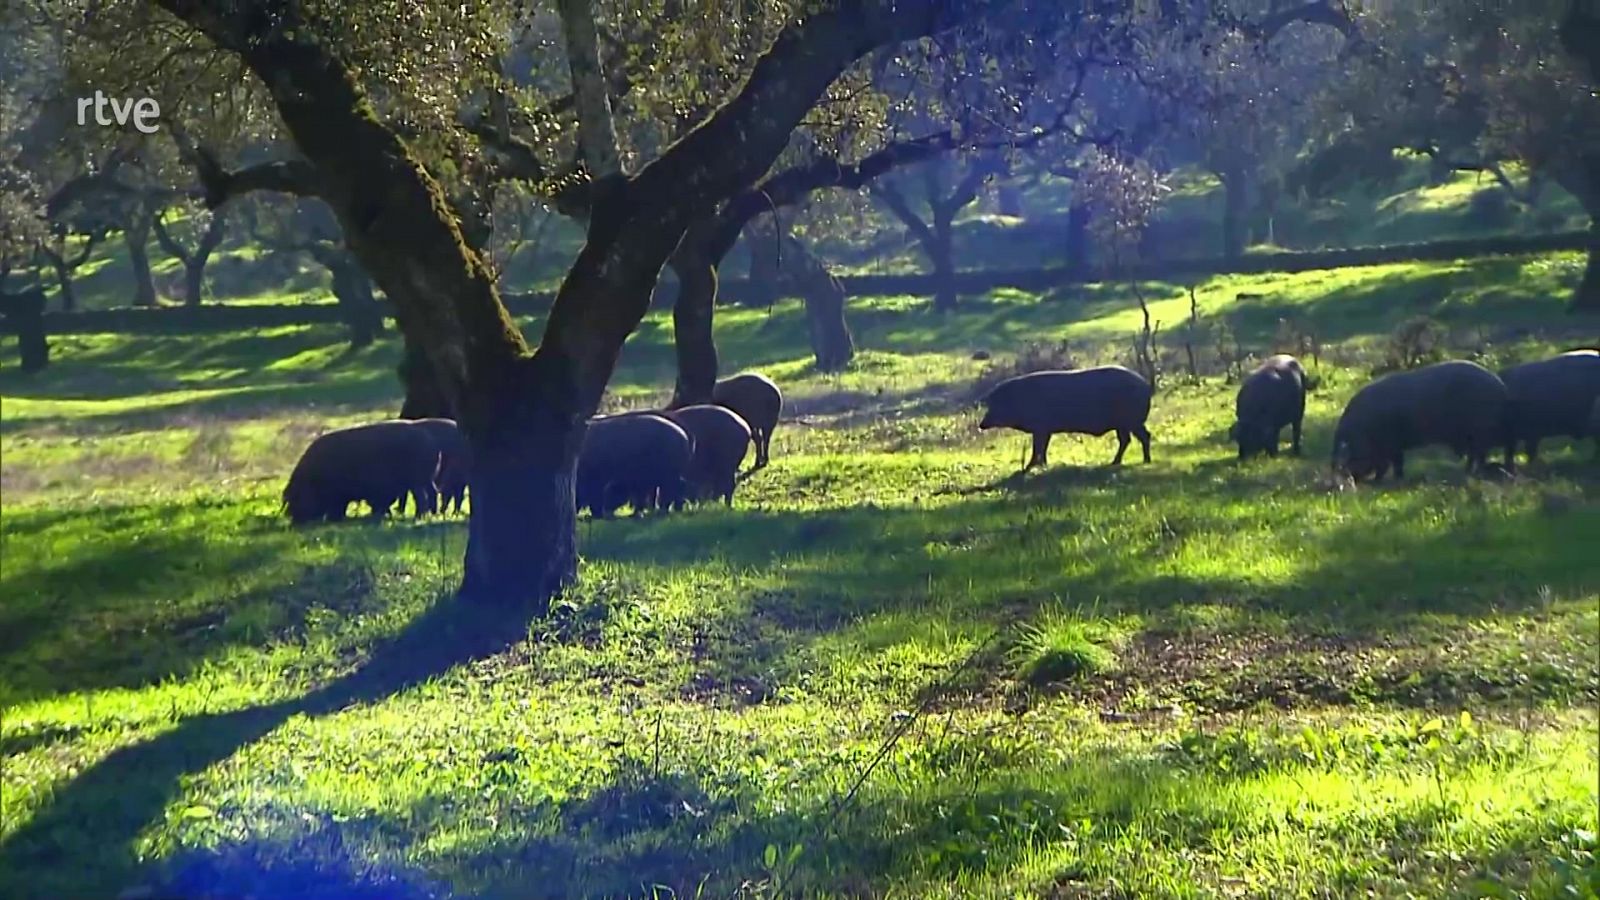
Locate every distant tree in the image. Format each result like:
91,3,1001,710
241,196,385,349
0,156,50,371
151,200,228,307
1326,0,1600,311
869,153,1006,312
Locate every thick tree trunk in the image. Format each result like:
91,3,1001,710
743,217,782,307
398,339,455,418
182,262,206,307
318,247,384,348
0,287,50,373
669,251,720,406
1551,159,1600,314
792,244,854,370
125,215,158,308
930,210,957,312
458,359,587,606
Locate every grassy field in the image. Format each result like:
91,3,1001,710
2,252,1598,898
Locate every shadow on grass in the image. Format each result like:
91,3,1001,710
0,498,465,707
0,588,536,899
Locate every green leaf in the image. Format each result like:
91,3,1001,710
180,805,215,819
763,843,778,869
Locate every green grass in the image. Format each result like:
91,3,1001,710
2,253,1598,898
1008,608,1128,685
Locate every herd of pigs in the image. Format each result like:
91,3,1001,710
282,349,1600,524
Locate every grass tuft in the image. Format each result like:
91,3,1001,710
1009,610,1126,685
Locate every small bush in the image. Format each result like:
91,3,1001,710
1008,611,1123,685
1381,315,1447,372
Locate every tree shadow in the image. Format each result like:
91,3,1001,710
0,497,466,708
0,589,538,899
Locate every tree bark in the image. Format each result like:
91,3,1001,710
41,246,79,312
152,208,230,307
1573,225,1600,314
744,216,782,306
0,287,50,373
1550,155,1600,314
398,338,456,419
669,240,720,406
125,212,158,308
786,235,854,370
308,242,384,348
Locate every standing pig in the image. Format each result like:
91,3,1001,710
406,417,471,515
284,421,440,524
1500,349,1600,466
978,365,1153,470
1332,359,1508,481
712,372,782,468
1230,354,1308,460
661,404,752,506
577,413,694,518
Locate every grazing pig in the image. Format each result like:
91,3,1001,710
284,421,440,524
1500,349,1600,466
577,413,694,518
978,365,1153,469
661,404,752,506
407,417,471,515
1231,354,1308,460
1331,360,1508,482
712,372,782,468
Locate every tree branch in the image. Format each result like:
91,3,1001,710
150,209,193,266
557,0,622,178
868,178,937,245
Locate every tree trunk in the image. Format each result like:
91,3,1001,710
1551,159,1600,314
458,361,587,606
398,339,455,418
930,209,957,312
1572,230,1600,314
182,262,206,307
125,215,158,308
44,251,77,312
669,250,720,406
0,287,50,373
181,211,228,307
793,246,854,371
743,217,782,307
329,253,384,348
996,183,1024,217
1066,202,1091,270
1221,171,1248,259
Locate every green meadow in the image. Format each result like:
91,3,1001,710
2,248,1598,897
